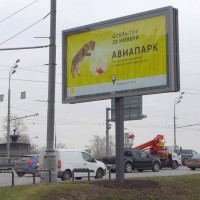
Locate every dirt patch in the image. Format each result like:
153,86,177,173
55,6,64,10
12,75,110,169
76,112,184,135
36,180,161,200
90,179,160,189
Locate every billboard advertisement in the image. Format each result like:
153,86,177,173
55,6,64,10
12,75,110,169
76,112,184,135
62,6,179,103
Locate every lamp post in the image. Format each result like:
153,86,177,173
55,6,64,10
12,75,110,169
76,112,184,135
7,59,20,158
30,136,39,142
174,92,184,145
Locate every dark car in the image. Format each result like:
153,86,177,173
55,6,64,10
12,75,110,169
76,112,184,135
103,149,161,173
181,149,198,165
14,154,39,177
185,154,200,170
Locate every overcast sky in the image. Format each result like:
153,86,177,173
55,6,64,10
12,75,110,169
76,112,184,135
0,0,200,152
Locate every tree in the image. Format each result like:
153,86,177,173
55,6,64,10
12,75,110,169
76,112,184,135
87,135,115,159
1,115,28,142
56,143,68,149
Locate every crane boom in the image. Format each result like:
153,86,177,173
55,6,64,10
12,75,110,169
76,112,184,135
133,134,165,153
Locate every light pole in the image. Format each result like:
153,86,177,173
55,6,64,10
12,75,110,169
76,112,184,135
174,92,184,145
30,136,39,142
7,59,20,158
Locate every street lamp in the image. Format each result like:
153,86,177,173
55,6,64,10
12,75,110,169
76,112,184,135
174,92,184,145
7,59,20,158
30,136,39,142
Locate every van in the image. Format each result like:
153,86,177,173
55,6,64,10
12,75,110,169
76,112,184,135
40,149,107,181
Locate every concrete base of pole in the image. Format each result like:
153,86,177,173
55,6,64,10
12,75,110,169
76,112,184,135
40,150,57,183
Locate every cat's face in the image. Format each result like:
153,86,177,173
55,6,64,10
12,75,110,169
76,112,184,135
89,41,96,50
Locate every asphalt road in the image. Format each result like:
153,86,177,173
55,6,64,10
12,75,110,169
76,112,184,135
0,166,200,187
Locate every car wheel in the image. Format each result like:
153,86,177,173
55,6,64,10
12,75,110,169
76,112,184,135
125,162,132,173
95,169,104,179
152,162,160,172
171,161,178,169
137,169,144,172
62,170,71,181
190,167,196,170
17,172,25,177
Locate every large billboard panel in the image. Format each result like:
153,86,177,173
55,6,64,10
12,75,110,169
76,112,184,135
62,6,179,103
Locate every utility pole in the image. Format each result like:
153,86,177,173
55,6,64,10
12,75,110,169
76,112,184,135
41,0,57,183
173,92,184,145
106,108,111,156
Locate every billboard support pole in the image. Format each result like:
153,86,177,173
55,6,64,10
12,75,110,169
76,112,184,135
115,97,124,182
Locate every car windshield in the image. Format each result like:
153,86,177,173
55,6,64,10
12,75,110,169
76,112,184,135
191,154,200,159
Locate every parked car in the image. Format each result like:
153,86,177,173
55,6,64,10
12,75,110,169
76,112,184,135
14,154,39,177
0,157,15,169
103,149,161,173
39,149,107,181
185,154,200,170
181,149,198,165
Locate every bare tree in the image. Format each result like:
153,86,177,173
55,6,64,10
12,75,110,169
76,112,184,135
87,135,115,159
1,115,28,142
30,143,44,154
56,143,68,149
17,133,30,143
108,134,115,156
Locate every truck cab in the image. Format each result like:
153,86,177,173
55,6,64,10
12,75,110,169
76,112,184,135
157,145,182,169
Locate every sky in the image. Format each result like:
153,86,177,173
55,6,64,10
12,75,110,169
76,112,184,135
0,0,200,153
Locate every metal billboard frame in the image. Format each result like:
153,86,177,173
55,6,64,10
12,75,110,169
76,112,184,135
62,6,179,104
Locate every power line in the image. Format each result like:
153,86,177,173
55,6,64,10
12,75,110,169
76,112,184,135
18,68,61,76
0,12,50,46
0,0,40,24
24,118,106,126
11,106,38,114
177,123,200,129
0,78,61,84
10,113,39,121
0,45,49,51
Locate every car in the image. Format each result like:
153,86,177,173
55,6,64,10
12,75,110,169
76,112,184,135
0,157,15,169
14,154,39,177
181,149,198,165
185,154,200,170
103,149,161,173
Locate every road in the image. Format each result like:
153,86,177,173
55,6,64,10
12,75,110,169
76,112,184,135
0,166,200,187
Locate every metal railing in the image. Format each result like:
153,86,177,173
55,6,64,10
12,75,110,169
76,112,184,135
33,169,51,184
72,168,94,182
0,168,15,186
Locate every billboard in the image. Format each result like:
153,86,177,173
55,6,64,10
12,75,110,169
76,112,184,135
62,6,179,103
111,96,144,121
